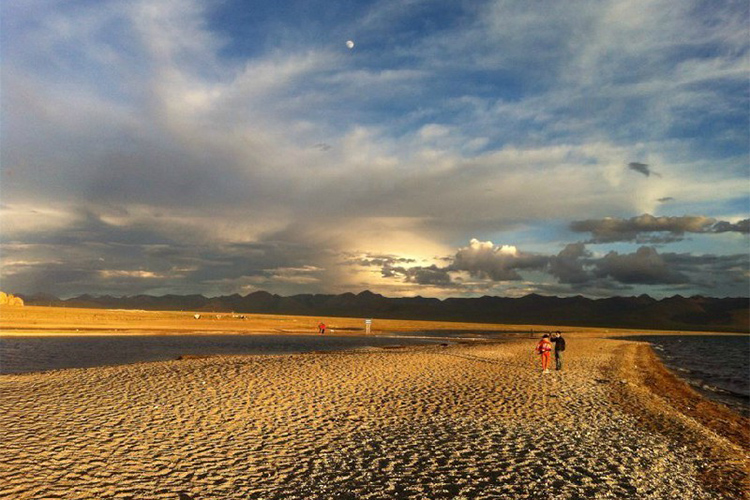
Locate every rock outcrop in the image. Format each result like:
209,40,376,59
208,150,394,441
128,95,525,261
0,292,25,307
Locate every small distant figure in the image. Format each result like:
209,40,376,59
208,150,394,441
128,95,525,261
318,322,326,334
551,331,566,371
535,334,553,373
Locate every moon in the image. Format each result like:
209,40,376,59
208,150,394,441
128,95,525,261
346,40,355,49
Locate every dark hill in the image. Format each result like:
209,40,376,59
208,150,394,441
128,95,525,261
20,291,749,333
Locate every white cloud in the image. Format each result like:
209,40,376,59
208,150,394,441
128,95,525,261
448,239,546,281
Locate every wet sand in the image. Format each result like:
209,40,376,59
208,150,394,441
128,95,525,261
1,337,748,499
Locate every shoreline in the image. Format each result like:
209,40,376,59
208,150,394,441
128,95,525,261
608,341,750,497
1,337,748,498
0,333,468,376
3,330,748,417
617,335,750,418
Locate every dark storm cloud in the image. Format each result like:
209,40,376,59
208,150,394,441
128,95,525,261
594,247,688,284
345,254,416,268
660,252,750,287
1,210,195,297
546,244,692,288
548,245,748,291
570,214,748,243
342,252,439,284
548,243,592,284
1,255,103,298
711,219,750,234
19,208,177,247
0,207,344,297
399,265,453,286
627,162,659,177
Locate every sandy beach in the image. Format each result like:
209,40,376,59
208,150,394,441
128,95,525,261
1,335,748,499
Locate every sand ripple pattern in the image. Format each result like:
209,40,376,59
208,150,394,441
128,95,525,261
0,340,741,499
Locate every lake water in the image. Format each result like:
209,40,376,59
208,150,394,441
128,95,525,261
0,334,446,375
622,335,750,416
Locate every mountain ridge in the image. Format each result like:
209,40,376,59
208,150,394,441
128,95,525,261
20,291,749,333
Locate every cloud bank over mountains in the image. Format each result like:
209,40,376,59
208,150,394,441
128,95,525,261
358,237,747,296
1,0,748,299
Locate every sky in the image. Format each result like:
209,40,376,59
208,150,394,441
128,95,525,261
1,0,748,299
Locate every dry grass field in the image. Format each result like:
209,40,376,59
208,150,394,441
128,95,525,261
0,304,715,338
0,304,587,337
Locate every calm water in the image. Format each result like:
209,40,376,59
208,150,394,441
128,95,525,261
0,334,445,375
623,335,750,415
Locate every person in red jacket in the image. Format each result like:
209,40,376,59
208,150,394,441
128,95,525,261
318,322,326,334
535,334,553,373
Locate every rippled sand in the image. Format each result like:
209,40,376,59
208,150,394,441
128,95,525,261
1,338,748,499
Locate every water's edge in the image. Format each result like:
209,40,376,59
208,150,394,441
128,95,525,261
0,334,453,375
617,335,750,417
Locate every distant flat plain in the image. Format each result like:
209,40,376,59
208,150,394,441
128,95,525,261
0,304,733,337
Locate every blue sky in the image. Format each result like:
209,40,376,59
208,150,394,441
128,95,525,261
1,0,748,299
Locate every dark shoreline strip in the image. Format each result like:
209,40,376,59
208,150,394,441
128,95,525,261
613,335,750,417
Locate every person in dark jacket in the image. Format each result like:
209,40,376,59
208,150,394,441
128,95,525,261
551,331,566,371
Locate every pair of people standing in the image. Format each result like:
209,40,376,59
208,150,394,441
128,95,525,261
535,331,565,373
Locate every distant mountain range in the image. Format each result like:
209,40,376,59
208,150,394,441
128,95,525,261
21,291,749,333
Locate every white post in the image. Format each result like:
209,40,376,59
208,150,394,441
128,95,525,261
365,318,372,334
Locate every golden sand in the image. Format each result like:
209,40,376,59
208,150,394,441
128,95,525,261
1,333,748,499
